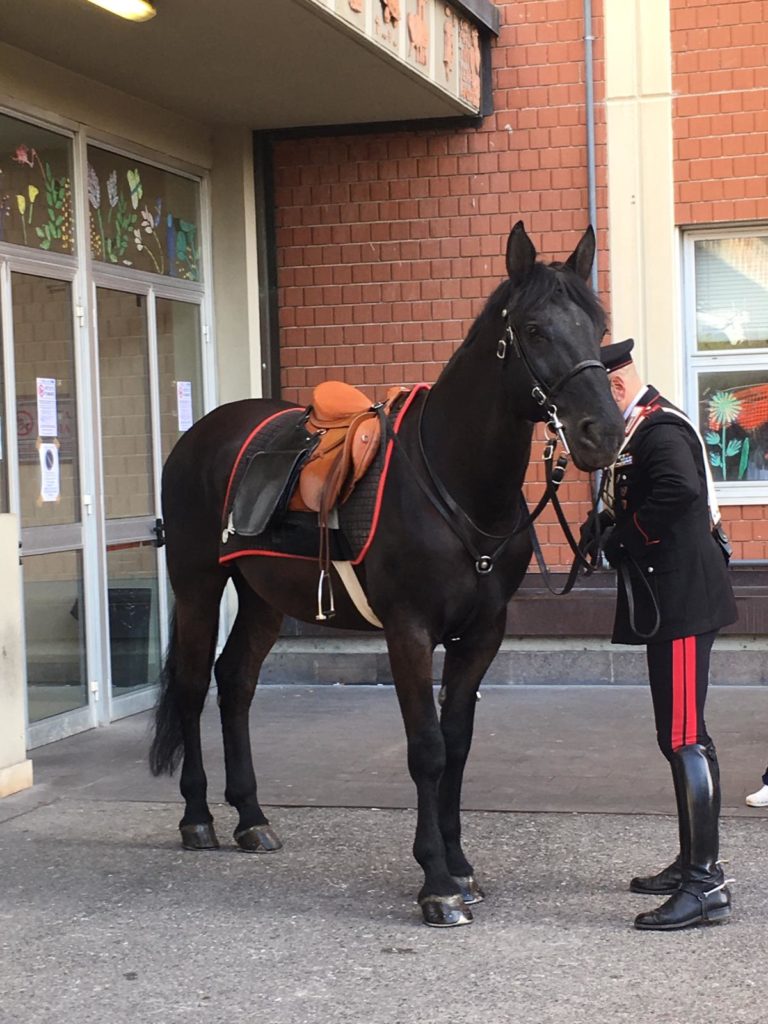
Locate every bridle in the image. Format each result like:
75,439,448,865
387,302,610,596
497,305,606,457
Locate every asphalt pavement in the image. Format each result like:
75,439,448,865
2,682,768,1024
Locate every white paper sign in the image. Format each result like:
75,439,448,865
176,381,193,432
36,377,58,437
39,443,60,502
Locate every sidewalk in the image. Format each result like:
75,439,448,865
2,684,768,1024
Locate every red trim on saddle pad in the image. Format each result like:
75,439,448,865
352,383,429,565
221,548,312,563
218,384,429,567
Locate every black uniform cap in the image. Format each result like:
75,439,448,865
600,338,635,373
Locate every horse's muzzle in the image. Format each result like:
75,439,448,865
569,414,623,471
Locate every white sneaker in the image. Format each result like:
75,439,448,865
746,784,768,807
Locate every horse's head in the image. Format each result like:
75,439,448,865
501,221,624,472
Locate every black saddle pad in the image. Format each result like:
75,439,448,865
219,387,425,567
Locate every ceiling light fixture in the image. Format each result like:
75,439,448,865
85,0,157,22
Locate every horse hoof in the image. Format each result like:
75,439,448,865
234,824,283,853
419,894,474,928
452,875,485,905
180,823,219,850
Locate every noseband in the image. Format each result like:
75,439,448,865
497,307,605,454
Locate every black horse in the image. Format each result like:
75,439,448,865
150,222,624,927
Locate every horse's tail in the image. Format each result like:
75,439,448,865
149,610,184,776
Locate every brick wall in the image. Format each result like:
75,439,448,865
274,0,607,569
672,0,768,225
672,0,768,561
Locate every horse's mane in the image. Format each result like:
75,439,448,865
458,260,606,355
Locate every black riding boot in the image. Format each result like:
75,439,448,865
629,760,687,894
635,744,731,931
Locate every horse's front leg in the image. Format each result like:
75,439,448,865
438,609,507,906
387,622,472,928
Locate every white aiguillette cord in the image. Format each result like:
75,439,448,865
659,406,722,526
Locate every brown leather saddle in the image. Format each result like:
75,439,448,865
229,381,407,539
290,381,407,518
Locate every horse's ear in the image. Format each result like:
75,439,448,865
506,221,536,279
565,225,596,281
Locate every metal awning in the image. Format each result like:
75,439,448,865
1,0,499,129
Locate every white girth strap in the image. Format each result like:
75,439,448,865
331,560,384,629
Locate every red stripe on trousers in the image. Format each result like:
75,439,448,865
671,638,685,750
685,635,698,746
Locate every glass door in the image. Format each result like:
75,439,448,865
95,285,204,712
10,271,90,731
97,285,161,705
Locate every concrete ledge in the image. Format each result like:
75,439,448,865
261,636,768,687
0,759,33,799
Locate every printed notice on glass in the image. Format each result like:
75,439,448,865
177,381,193,432
39,443,60,503
36,377,58,437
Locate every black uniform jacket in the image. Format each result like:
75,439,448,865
608,386,738,646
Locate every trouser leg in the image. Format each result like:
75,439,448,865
630,632,715,894
634,632,731,930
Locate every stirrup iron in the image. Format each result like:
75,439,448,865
316,568,336,621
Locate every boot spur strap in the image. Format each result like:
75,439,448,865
680,878,734,901
702,878,735,897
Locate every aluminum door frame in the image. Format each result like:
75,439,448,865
0,250,101,748
90,270,209,722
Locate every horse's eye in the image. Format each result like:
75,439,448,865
525,323,539,338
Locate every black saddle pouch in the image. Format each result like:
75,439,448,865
232,415,319,537
712,522,733,565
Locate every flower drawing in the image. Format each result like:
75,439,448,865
135,201,164,273
127,168,143,210
107,170,118,209
706,390,747,481
87,164,101,209
13,144,35,167
27,184,39,224
16,194,27,243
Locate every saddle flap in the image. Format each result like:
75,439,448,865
234,415,319,536
339,415,382,502
309,380,373,427
298,454,332,514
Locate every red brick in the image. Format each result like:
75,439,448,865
272,0,768,565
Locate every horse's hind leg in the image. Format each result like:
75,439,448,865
150,572,226,850
437,610,507,905
215,574,284,853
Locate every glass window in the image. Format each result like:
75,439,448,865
24,549,87,723
696,369,768,483
156,298,203,462
97,288,154,519
694,236,768,352
87,147,201,280
107,541,161,695
12,274,80,526
685,228,768,500
0,113,74,254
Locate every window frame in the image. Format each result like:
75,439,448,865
682,223,768,505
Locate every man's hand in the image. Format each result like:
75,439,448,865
579,509,614,559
